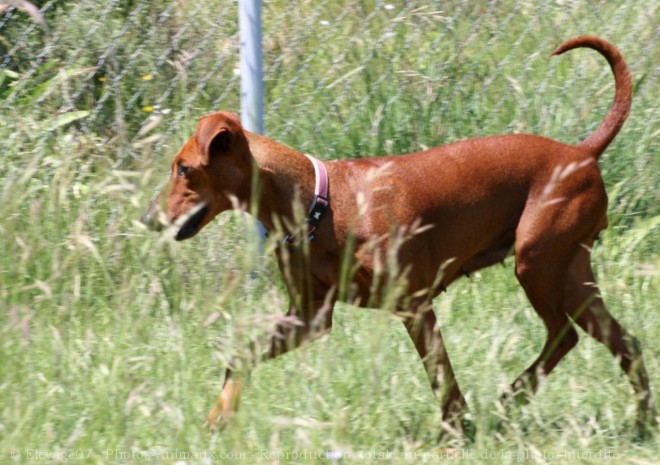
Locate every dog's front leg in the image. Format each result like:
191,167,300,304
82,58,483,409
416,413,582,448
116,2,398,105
205,367,244,429
401,299,469,439
206,296,335,430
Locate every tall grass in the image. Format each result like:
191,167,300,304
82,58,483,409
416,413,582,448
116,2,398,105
1,1,658,463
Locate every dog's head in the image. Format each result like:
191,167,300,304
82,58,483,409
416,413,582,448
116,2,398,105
141,111,252,240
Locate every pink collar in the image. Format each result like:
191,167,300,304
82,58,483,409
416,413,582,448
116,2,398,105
284,154,329,244
304,153,329,208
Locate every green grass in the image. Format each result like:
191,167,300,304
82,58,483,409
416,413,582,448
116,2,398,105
1,1,659,463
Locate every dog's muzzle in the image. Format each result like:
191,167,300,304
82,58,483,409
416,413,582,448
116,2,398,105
140,200,209,241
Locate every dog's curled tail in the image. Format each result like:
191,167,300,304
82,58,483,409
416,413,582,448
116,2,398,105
551,36,632,159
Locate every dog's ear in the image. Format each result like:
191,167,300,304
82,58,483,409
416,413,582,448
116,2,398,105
195,112,245,160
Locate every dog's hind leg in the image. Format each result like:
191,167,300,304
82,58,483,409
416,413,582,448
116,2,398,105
504,171,612,404
402,301,468,436
505,279,579,403
506,223,581,402
563,246,656,434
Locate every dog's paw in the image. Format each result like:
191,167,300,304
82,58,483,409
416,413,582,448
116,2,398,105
204,408,229,431
633,406,658,441
437,413,475,444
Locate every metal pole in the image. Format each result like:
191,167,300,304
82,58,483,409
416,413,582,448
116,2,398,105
239,0,264,134
238,0,267,246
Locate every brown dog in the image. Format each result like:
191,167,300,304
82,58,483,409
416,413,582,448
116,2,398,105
142,36,655,435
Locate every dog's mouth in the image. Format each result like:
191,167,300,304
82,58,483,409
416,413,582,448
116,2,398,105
174,204,209,241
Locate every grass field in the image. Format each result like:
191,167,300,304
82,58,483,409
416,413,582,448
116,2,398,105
1,1,658,464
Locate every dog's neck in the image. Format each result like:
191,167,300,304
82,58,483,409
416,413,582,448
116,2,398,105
245,133,318,235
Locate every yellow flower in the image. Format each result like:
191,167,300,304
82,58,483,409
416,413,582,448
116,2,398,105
142,106,155,113
98,76,107,82
142,74,154,81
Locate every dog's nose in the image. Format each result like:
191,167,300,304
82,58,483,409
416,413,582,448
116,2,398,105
140,208,164,232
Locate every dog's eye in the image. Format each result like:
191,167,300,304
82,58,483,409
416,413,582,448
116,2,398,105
177,164,189,177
